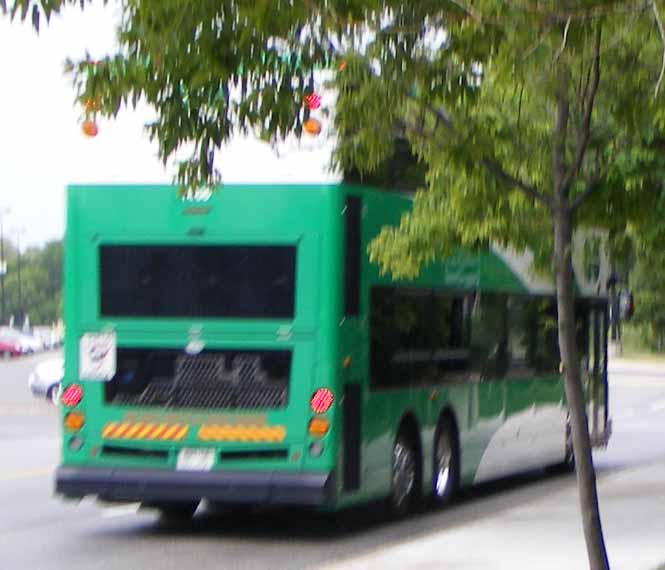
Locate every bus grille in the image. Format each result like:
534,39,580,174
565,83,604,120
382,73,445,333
106,350,290,410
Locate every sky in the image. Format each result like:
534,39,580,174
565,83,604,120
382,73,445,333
0,2,167,248
0,2,338,249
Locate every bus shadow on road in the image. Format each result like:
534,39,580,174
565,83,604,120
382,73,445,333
94,467,578,547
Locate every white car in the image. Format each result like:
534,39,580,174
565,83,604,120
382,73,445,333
19,334,43,354
28,357,64,403
1,328,43,354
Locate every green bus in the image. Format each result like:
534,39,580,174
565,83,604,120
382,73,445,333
56,183,611,516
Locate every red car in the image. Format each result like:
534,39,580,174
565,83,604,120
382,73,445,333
0,337,21,359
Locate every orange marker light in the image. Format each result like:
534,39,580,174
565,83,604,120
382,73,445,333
64,411,85,431
308,417,330,438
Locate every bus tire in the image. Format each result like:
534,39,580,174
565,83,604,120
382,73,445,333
432,416,459,506
389,430,419,517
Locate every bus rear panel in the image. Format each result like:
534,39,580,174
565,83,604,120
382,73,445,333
56,184,345,508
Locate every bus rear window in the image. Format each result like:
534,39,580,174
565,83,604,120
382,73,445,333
100,245,296,318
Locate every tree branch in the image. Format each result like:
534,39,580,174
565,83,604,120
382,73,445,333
553,74,570,198
571,176,605,211
562,23,601,194
446,0,478,20
480,157,551,207
554,17,572,61
397,107,551,208
653,0,665,98
523,22,555,60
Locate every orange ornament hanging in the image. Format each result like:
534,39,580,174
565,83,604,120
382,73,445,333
303,118,322,136
82,119,99,137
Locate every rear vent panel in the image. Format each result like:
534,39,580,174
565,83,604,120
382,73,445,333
105,349,291,410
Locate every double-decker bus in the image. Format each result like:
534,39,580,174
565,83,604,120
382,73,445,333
56,179,611,517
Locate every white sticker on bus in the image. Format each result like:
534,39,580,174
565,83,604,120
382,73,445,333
79,332,117,381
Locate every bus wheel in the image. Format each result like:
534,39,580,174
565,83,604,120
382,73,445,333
389,433,418,516
432,418,458,505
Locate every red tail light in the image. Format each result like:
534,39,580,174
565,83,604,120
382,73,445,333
61,384,83,407
310,388,334,414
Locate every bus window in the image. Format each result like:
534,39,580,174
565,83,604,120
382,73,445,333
507,297,537,377
370,287,472,389
100,245,296,319
470,294,509,379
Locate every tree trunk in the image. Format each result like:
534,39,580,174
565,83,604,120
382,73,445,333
553,203,610,570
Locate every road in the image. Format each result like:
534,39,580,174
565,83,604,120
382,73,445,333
1,353,664,570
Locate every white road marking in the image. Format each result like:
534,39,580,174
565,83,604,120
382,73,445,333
100,504,140,518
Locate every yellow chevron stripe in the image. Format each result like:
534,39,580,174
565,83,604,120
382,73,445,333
102,422,189,441
137,424,155,439
102,423,118,438
102,422,287,442
124,423,144,439
197,424,286,442
112,423,131,438
173,426,189,441
161,425,180,440
148,424,168,440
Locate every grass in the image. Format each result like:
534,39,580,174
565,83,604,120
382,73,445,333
614,324,665,363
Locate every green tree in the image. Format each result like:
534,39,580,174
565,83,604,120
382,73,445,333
6,2,665,569
2,240,63,325
630,251,665,349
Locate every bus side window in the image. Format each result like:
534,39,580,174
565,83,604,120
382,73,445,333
576,302,591,370
534,298,560,374
470,294,509,379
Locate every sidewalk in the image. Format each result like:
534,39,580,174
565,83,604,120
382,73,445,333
321,460,665,570
609,355,665,377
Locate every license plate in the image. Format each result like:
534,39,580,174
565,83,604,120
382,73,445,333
176,448,215,471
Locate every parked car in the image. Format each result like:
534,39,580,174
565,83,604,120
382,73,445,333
28,357,64,403
0,336,21,359
18,333,43,354
0,328,42,355
33,327,63,350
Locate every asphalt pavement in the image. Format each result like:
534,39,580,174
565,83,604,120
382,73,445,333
1,352,664,570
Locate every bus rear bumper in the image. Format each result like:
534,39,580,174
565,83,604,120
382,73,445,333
55,466,335,507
